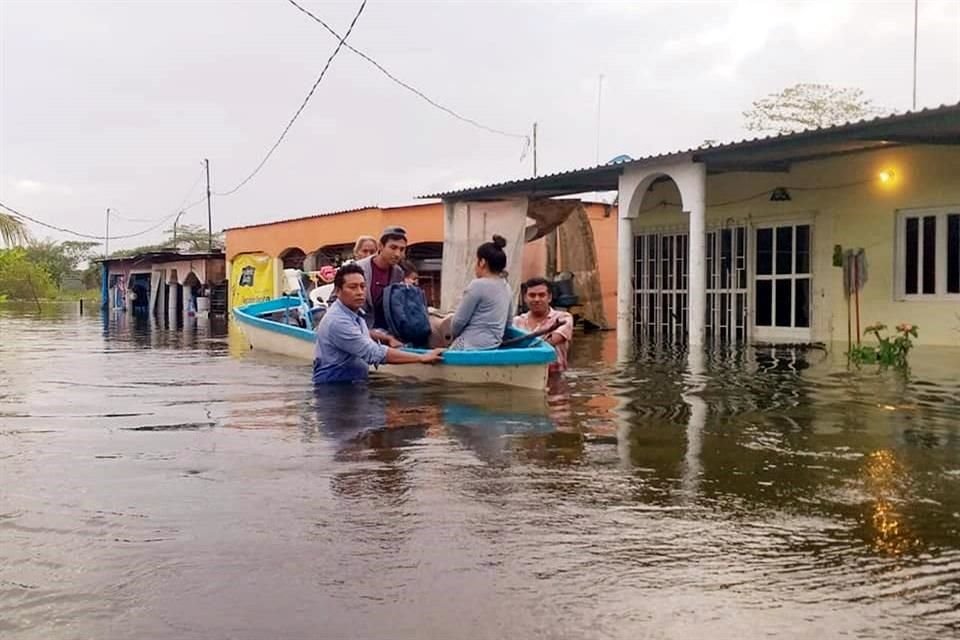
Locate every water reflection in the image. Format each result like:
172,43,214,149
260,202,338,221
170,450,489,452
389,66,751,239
3,305,960,639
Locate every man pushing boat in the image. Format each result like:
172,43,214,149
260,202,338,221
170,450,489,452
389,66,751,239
312,263,444,384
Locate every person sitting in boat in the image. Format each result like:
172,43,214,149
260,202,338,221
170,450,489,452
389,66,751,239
352,235,378,261
447,234,513,351
312,263,444,384
352,226,408,347
400,260,428,304
513,277,573,373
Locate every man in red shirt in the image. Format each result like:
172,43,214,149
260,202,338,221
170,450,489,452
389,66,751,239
354,226,407,346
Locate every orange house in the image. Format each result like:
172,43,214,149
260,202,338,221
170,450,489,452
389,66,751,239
224,201,618,322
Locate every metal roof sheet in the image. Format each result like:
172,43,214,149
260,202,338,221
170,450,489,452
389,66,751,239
421,101,960,200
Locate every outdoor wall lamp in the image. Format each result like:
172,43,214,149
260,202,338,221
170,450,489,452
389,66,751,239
878,169,896,183
769,187,791,201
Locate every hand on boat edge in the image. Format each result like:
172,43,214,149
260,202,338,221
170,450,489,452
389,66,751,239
419,349,446,364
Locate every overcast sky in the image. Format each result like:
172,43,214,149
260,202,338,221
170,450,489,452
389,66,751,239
2,0,959,250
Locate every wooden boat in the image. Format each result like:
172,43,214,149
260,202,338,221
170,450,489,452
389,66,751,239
232,297,557,390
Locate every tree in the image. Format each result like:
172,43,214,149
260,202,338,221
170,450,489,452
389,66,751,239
743,83,887,135
0,213,29,247
24,239,99,288
0,248,56,300
165,223,224,251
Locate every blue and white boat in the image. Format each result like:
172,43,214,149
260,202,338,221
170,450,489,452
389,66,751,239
232,275,557,390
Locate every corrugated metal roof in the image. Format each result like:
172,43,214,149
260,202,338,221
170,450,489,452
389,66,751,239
421,101,960,200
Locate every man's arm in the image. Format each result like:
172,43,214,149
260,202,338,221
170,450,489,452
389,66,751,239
546,312,574,346
385,348,444,364
330,320,389,365
331,320,443,365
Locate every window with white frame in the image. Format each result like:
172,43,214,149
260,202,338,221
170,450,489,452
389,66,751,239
896,208,960,299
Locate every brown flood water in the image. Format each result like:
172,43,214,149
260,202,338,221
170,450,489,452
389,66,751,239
1,303,959,639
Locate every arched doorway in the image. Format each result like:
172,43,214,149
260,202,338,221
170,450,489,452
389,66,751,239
407,241,443,307
182,272,202,316
279,247,306,270
618,162,707,347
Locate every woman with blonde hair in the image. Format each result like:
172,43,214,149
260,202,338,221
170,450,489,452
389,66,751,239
352,235,378,261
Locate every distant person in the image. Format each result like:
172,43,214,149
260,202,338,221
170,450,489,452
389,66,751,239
312,263,444,384
514,277,573,373
352,235,378,261
354,226,408,346
448,234,513,350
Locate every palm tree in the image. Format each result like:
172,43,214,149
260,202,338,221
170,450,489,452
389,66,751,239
0,212,29,247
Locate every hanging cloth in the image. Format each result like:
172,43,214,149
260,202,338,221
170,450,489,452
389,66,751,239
842,249,868,298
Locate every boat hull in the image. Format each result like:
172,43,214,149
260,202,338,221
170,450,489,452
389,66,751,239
233,298,554,390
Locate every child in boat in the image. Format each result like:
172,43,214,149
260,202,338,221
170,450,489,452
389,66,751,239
448,235,512,350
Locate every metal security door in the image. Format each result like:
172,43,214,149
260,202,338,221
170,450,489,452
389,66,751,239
706,226,749,342
634,225,749,345
634,232,688,345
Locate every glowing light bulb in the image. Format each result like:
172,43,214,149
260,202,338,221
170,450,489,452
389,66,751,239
878,169,895,183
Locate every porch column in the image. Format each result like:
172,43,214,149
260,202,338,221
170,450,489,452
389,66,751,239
616,212,633,357
167,282,180,326
154,271,165,321
686,164,707,347
182,283,193,321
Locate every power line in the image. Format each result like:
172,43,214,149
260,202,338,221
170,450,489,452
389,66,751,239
0,168,209,243
285,0,530,145
0,201,181,241
215,0,367,197
98,167,207,224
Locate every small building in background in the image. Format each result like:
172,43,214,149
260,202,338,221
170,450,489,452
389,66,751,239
99,249,227,323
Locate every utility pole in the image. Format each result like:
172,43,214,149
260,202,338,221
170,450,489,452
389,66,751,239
532,122,538,177
595,74,604,165
204,158,213,251
104,208,110,257
173,210,185,247
912,0,919,110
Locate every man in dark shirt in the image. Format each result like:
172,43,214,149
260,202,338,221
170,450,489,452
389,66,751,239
354,226,407,346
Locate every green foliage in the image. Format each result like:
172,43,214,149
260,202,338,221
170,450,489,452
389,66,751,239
106,224,223,259
0,212,30,247
24,239,99,288
743,83,887,135
0,248,57,300
165,223,224,251
849,323,919,370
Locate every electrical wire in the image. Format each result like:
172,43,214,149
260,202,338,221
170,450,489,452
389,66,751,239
214,0,367,197
0,201,181,241
108,167,207,223
285,0,530,146
0,166,210,242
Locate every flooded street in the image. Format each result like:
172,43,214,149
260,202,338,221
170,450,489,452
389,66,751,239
2,304,959,640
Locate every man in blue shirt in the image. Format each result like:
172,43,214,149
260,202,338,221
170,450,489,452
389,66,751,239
313,263,444,384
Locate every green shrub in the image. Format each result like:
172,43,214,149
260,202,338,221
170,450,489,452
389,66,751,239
849,323,918,369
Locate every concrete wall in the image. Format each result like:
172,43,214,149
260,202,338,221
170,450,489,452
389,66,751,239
629,145,960,346
520,202,618,324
